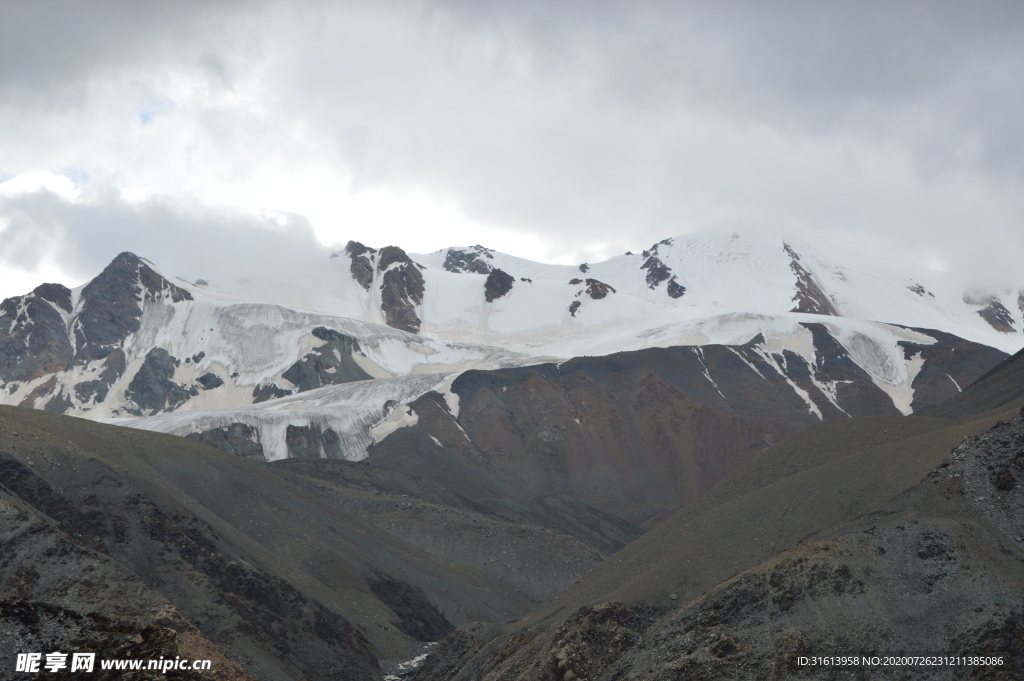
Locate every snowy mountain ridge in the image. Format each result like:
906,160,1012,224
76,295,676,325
0,229,1019,461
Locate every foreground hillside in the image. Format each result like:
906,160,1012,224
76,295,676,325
411,349,1024,680
0,406,641,680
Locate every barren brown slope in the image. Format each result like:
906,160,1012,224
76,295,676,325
369,330,1004,525
414,402,1021,680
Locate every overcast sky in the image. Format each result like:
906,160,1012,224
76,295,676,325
2,0,1023,299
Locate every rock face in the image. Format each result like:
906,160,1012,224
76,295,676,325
344,240,377,290
0,284,74,383
74,350,127,404
281,327,372,391
378,246,426,333
286,423,344,458
124,348,197,415
484,269,515,303
785,243,839,316
196,371,224,390
964,292,1017,333
444,246,494,274
898,326,1009,410
584,279,616,300
252,382,293,403
186,422,265,460
639,239,686,298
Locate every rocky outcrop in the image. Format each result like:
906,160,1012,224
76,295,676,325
641,254,672,288
443,246,494,274
484,269,515,303
286,423,344,458
74,350,127,405
964,292,1016,333
784,243,839,316
124,348,198,415
898,327,1010,411
281,327,372,392
584,279,616,300
378,246,425,333
908,282,934,297
344,241,377,290
196,371,224,390
568,301,581,317
639,240,686,297
187,422,265,460
252,382,293,403
0,284,74,382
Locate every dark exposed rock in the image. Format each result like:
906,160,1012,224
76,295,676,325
666,276,686,299
367,572,453,642
186,423,265,460
194,278,209,286
0,284,75,382
897,327,1010,411
377,245,415,272
584,279,616,300
520,277,532,283
377,246,425,333
1019,290,1024,314
33,283,73,312
124,348,197,415
785,243,839,316
252,382,293,403
73,350,126,405
641,255,672,289
443,249,493,274
484,269,515,303
344,241,377,290
578,263,590,273
568,278,583,285
281,327,372,392
568,301,581,317
18,376,59,409
286,423,343,458
43,390,74,413
74,252,192,362
908,283,934,297
964,293,1017,333
196,372,224,390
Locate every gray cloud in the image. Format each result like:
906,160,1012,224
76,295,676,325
0,188,329,292
1,0,1023,295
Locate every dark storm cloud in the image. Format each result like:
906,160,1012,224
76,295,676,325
0,188,328,291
